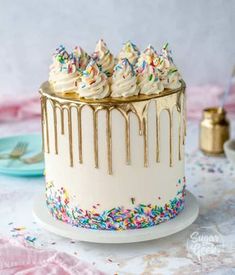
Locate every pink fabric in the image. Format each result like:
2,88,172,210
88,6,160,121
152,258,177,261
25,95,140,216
0,96,40,122
187,84,235,119
0,238,105,275
0,85,234,122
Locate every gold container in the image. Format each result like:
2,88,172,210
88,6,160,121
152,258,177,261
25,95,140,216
199,107,230,155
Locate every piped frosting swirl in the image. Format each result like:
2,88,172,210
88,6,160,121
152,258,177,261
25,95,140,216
73,46,90,71
136,45,160,68
48,41,183,97
92,39,114,77
118,41,140,65
49,45,79,93
78,60,110,99
137,62,164,95
156,43,182,89
111,58,139,97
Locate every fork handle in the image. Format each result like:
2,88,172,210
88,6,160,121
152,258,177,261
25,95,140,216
0,154,10,159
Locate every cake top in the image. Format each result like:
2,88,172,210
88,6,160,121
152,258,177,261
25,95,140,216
48,40,182,99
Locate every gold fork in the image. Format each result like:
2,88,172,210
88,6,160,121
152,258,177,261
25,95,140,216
0,142,28,159
6,142,28,167
22,152,44,164
9,142,28,159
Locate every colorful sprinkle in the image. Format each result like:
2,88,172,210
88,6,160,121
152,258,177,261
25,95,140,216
163,43,169,50
12,227,26,231
46,180,186,231
25,236,37,243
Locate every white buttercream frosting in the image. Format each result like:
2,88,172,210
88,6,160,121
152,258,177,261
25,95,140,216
136,45,160,68
78,60,110,99
118,41,140,65
73,46,90,71
49,45,79,93
156,43,182,89
92,39,114,77
48,42,183,96
161,67,182,89
111,58,139,97
137,62,164,95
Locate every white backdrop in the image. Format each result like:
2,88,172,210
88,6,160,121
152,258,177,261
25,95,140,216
0,0,234,96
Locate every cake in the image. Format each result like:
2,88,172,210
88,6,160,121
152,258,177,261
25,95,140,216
40,40,186,230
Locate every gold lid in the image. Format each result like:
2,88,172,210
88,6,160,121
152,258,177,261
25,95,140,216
203,107,226,122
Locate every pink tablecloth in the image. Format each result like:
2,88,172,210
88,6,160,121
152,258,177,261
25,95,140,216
0,85,235,122
0,238,104,275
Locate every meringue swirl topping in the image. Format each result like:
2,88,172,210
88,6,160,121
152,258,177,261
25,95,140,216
73,46,90,71
92,39,114,77
137,45,160,68
78,60,110,99
137,62,164,95
49,45,79,93
157,43,182,89
111,58,139,97
118,41,140,65
48,41,183,98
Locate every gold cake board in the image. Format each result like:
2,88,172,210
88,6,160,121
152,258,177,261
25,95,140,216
33,191,199,244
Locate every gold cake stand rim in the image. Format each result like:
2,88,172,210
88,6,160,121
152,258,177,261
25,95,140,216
39,80,186,105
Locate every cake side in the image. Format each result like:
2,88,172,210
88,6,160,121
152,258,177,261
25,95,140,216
41,83,186,230
40,81,186,173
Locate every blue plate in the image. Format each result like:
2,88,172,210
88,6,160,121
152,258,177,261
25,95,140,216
0,133,44,176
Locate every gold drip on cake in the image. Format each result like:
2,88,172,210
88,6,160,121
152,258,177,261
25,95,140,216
125,100,150,167
40,97,45,153
41,96,50,154
143,117,148,167
60,108,65,135
52,101,58,154
125,114,131,165
176,90,182,161
178,108,182,161
168,108,173,167
39,81,186,174
182,90,186,145
76,107,83,164
93,109,99,168
114,107,132,165
67,107,73,167
106,109,112,174
154,92,181,167
179,91,185,160
155,107,160,163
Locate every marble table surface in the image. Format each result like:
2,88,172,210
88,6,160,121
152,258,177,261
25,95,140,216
0,119,235,275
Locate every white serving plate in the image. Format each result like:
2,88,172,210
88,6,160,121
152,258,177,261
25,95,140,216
33,191,199,244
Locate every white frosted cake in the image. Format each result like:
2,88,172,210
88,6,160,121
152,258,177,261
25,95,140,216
40,40,186,230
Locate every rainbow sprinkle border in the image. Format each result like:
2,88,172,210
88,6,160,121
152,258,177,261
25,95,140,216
46,181,186,230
